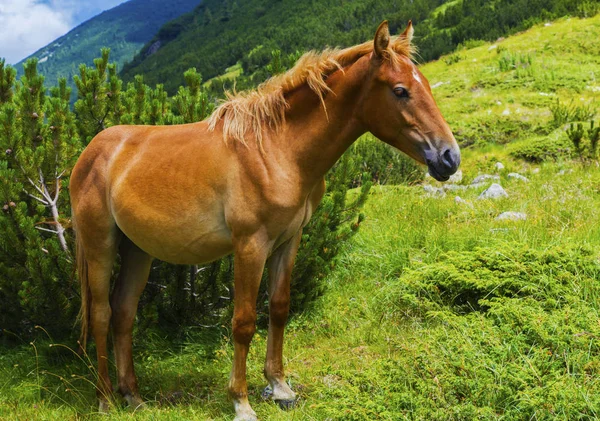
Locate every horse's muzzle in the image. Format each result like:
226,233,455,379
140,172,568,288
426,146,460,182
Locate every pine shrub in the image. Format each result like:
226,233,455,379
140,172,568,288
0,61,79,336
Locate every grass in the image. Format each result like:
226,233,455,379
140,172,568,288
422,15,600,147
2,14,600,421
3,157,599,420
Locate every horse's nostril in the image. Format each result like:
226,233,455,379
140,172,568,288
442,148,454,168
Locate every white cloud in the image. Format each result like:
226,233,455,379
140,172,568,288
0,0,125,65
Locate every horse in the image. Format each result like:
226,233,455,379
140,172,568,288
70,20,460,421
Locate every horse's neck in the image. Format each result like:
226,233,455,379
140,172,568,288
278,57,369,187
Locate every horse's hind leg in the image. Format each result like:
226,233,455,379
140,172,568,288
110,237,152,409
79,227,120,412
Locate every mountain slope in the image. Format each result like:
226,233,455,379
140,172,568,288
15,0,201,89
121,0,593,94
121,0,449,93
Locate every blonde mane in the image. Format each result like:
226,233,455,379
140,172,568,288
207,35,414,146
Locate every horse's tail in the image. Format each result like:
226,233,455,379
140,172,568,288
75,218,91,352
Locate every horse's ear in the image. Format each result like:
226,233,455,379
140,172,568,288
400,20,414,43
374,20,390,58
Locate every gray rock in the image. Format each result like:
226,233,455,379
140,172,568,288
468,182,487,189
423,185,446,198
448,170,463,184
443,184,467,191
496,212,527,221
472,174,500,184
494,162,505,171
507,173,529,182
478,183,508,199
557,169,574,176
455,196,473,208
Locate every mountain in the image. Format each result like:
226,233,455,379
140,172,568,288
15,0,201,89
121,0,447,93
120,0,593,94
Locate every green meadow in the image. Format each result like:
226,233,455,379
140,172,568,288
2,15,600,421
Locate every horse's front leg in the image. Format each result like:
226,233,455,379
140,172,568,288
263,232,301,409
229,235,270,421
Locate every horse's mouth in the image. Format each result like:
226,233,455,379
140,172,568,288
427,164,450,182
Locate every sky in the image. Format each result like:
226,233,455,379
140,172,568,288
0,0,126,64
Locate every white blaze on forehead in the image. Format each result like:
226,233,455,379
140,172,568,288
411,65,423,85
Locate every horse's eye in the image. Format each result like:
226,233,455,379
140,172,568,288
393,87,409,98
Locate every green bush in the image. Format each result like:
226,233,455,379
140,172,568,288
0,59,80,337
375,244,600,419
453,115,535,147
389,245,600,316
497,51,533,73
510,132,573,162
350,135,424,186
550,98,597,129
564,119,600,160
286,153,371,315
443,53,463,66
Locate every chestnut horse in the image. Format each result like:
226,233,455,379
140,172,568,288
70,21,459,420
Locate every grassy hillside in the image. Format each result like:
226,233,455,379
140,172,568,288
14,0,201,89
121,0,595,94
2,14,600,421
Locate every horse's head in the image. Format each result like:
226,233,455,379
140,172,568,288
359,21,460,181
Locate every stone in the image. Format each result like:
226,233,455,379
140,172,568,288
478,183,508,199
455,196,473,208
443,184,467,191
507,172,529,182
472,174,500,184
423,185,446,197
448,169,462,183
494,162,505,171
496,212,527,221
557,169,573,176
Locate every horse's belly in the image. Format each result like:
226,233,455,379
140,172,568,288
112,197,233,265
127,223,233,265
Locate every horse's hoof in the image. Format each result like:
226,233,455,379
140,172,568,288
233,413,258,421
98,400,111,414
124,394,146,411
233,399,258,421
275,399,297,410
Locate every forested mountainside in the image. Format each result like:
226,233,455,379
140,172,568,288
121,0,595,94
15,0,201,89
